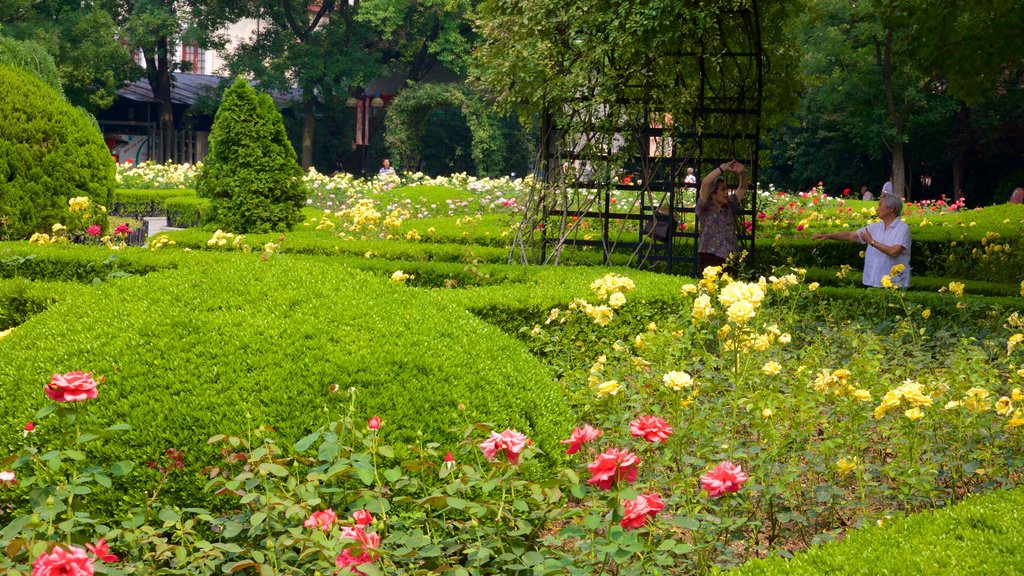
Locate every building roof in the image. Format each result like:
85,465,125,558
118,72,301,108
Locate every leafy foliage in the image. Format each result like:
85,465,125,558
196,79,305,233
0,64,115,239
0,35,63,94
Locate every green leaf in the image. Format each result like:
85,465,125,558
105,423,132,432
109,461,134,476
250,511,267,527
158,508,180,523
446,497,470,510
259,463,289,477
356,466,374,486
63,449,86,461
34,403,56,419
294,430,321,453
76,432,101,444
94,474,112,488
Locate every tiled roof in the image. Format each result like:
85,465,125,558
118,72,301,107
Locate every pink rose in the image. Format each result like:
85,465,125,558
479,428,530,465
560,424,602,455
367,416,381,430
85,538,119,563
45,371,100,403
114,224,131,235
0,469,15,487
86,225,102,237
629,416,673,443
587,448,640,490
335,549,372,575
303,508,337,531
337,525,381,573
31,545,95,575
352,509,373,527
700,461,749,498
620,492,665,530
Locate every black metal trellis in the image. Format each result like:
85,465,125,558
512,3,764,277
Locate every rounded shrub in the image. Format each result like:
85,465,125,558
196,78,305,233
0,64,115,239
0,255,573,509
0,37,63,94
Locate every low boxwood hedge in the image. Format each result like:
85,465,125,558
0,255,574,511
165,196,211,228
110,189,197,219
725,487,1024,575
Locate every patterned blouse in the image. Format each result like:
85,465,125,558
698,195,739,259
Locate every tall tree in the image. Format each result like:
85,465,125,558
0,2,137,112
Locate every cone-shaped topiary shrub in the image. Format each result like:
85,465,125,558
0,64,114,239
196,78,304,233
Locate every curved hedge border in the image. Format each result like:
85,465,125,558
725,487,1024,575
0,255,573,509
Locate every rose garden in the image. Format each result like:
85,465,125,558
4,2,1024,575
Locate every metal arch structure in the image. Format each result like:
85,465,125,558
509,3,765,276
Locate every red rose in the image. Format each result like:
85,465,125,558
367,416,381,430
31,545,95,575
45,371,100,403
479,428,530,466
303,509,337,531
85,538,119,563
620,492,665,530
587,448,640,490
629,416,673,443
700,461,749,498
560,424,602,455
352,509,373,527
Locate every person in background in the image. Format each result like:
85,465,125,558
379,158,396,177
684,167,697,188
861,185,874,201
881,179,893,196
697,160,748,275
1009,186,1024,204
811,193,911,287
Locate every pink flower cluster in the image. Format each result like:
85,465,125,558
31,540,119,574
620,493,665,530
336,525,381,574
86,225,102,237
628,416,672,443
560,424,602,454
45,371,101,403
587,448,640,490
700,461,749,497
479,428,530,465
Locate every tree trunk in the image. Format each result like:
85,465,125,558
301,97,315,170
953,152,965,202
145,36,176,163
891,140,907,200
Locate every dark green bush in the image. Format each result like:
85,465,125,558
0,255,573,510
196,78,304,233
726,487,1024,575
0,37,63,94
0,64,115,239
164,196,211,228
111,189,197,219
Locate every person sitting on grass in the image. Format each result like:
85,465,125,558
811,192,911,288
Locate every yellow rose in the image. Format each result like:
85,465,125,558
853,389,872,402
808,282,819,291
592,380,622,397
761,361,782,376
996,396,1013,416
726,300,756,324
778,333,792,345
922,309,931,319
761,407,773,419
904,407,924,421
663,371,694,391
836,457,859,476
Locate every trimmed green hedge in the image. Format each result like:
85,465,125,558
111,189,197,219
0,255,573,510
0,278,84,330
725,487,1024,575
164,196,211,228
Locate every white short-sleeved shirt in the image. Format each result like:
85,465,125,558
882,181,893,195
857,218,911,287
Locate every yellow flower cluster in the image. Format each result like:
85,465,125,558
836,457,859,476
663,370,695,390
545,308,561,325
813,368,853,395
570,298,615,327
315,211,336,230
691,294,715,322
873,379,932,419
383,208,410,229
207,230,250,251
67,196,91,212
589,273,636,301
1008,334,1023,354
149,235,176,250
587,354,621,397
337,199,382,233
29,233,53,244
390,270,413,284
836,264,852,279
947,281,965,297
404,230,422,241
